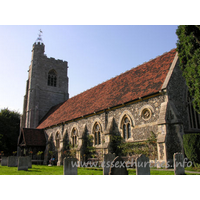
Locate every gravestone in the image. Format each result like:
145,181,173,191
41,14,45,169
136,154,150,175
27,156,32,168
174,153,185,175
1,157,8,166
8,156,18,167
103,153,116,175
109,156,128,175
18,157,28,171
63,157,77,175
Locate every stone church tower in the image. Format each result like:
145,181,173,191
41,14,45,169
21,41,69,129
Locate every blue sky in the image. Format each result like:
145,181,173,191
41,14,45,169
0,25,178,113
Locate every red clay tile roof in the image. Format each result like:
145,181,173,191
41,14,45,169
21,128,46,146
37,49,177,129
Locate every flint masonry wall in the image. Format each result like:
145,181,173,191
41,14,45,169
166,60,188,130
36,56,69,121
158,60,187,165
44,93,166,164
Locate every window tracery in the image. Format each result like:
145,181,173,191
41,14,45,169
122,116,131,139
93,123,101,145
71,128,78,147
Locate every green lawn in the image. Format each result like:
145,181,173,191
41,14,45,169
0,165,199,175
0,165,63,175
0,165,103,175
185,166,200,172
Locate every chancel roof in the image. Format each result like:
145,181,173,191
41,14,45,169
37,49,177,129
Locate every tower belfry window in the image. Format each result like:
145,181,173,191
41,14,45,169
48,70,57,87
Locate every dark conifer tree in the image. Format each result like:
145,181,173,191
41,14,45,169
176,25,200,113
0,108,20,156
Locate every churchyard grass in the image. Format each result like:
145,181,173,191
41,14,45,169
0,165,63,175
0,165,103,175
78,167,103,175
185,166,200,172
0,165,199,175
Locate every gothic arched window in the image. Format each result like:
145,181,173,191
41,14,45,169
93,123,101,145
55,132,60,149
71,128,78,147
122,116,131,139
48,69,57,87
187,91,200,129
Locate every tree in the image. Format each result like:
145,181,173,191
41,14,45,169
0,108,20,156
176,25,200,113
183,133,200,167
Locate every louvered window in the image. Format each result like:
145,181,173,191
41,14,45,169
48,70,57,87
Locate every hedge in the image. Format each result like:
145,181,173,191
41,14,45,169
183,133,200,166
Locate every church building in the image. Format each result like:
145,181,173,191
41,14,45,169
18,38,200,167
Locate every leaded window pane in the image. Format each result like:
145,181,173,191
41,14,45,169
54,78,56,87
94,133,97,145
128,123,131,138
123,124,127,139
56,133,60,149
48,76,51,85
98,132,101,144
93,123,102,145
95,124,99,131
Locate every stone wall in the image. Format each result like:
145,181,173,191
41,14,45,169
165,60,187,164
22,42,69,129
43,93,166,165
167,60,189,131
156,59,186,167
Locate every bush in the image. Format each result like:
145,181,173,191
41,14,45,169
0,108,20,156
110,131,157,159
183,133,200,166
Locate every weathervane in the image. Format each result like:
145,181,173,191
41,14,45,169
36,29,43,43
